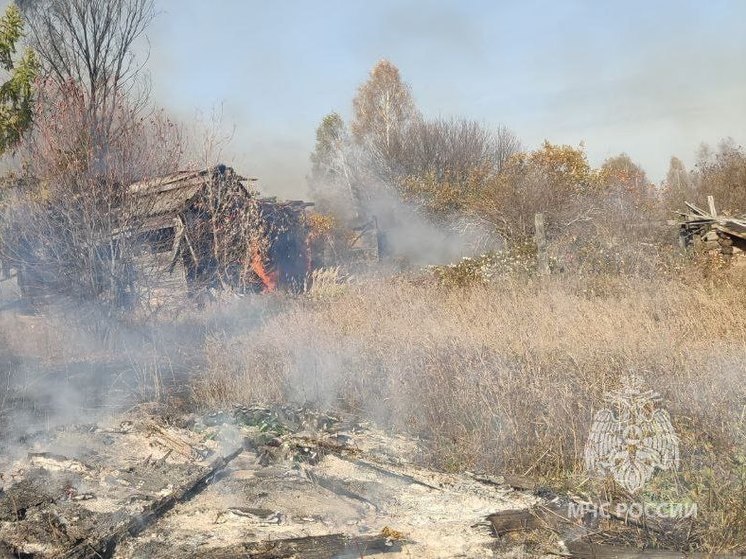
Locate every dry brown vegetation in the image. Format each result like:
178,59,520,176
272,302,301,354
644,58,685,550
0,14,744,553
190,264,746,552
1,247,743,551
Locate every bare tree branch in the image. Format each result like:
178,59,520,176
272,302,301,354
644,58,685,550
23,0,156,148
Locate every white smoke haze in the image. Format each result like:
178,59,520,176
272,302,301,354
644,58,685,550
3,0,744,190
0,0,739,446
365,186,502,265
0,4,745,555
0,275,283,459
125,0,746,189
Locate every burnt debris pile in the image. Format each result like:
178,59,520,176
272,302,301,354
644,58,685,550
676,197,746,262
126,164,314,296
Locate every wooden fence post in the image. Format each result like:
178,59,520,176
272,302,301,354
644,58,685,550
534,213,550,276
707,195,717,218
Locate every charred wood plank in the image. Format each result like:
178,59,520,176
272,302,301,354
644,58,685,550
717,222,746,240
488,501,591,542
62,446,244,559
305,470,380,511
182,533,405,559
502,473,538,491
488,509,544,535
345,458,442,491
0,472,73,522
489,493,689,545
470,471,538,491
566,541,744,559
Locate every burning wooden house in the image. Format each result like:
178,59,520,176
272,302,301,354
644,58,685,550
676,197,746,263
125,164,314,294
0,165,314,306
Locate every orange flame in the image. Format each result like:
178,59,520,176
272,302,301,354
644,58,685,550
250,247,277,292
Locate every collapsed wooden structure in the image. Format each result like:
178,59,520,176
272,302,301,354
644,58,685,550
0,165,314,304
123,164,314,294
676,197,746,261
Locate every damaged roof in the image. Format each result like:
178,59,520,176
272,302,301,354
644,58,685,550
114,165,312,239
125,165,255,226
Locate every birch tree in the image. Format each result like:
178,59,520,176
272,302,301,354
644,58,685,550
351,59,418,177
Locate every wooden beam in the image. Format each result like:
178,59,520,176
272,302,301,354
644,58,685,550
488,502,591,542
172,533,406,559
167,216,186,273
567,541,743,559
707,195,717,218
534,213,550,276
62,446,244,559
488,509,544,536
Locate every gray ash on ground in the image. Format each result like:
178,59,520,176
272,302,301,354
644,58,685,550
0,406,540,558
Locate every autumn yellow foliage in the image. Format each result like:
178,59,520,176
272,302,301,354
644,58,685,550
306,211,336,242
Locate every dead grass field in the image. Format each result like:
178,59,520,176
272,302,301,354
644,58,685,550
193,265,746,552
0,261,744,552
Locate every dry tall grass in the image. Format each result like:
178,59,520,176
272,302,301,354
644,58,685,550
193,266,746,552
0,257,743,551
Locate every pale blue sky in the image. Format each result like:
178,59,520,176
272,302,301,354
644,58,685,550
113,1,746,195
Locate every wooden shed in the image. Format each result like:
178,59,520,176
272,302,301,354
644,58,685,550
121,164,314,294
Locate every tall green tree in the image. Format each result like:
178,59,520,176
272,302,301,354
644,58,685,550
0,3,37,155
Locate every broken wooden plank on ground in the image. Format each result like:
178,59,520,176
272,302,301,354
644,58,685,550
305,469,381,511
346,457,442,491
63,445,243,559
488,508,545,535
488,495,713,558
139,533,407,559
502,473,538,491
566,541,744,559
473,471,538,491
488,501,591,543
144,419,202,459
